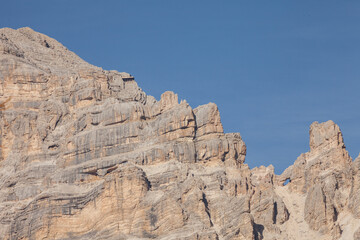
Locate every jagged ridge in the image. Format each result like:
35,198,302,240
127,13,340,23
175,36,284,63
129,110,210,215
0,27,359,240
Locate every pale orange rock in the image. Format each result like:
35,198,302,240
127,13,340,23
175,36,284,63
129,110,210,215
0,27,359,240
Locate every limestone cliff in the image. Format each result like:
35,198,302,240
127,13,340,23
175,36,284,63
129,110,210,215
0,27,359,240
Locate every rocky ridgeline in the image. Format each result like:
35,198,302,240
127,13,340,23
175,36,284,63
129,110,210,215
0,27,359,240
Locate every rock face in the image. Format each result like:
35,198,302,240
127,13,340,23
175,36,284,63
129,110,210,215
0,27,359,240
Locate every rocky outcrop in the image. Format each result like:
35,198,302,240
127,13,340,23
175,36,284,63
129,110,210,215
349,155,360,217
0,27,359,240
278,121,353,238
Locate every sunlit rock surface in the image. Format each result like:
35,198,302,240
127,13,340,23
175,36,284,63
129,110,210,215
0,27,359,240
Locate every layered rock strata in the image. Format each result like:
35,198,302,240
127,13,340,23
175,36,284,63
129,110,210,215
0,27,359,240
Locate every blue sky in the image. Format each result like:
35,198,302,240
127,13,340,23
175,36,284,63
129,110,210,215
2,1,360,174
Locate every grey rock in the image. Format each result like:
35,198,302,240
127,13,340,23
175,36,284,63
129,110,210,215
0,27,358,240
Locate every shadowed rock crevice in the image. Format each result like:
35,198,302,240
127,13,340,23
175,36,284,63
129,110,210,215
201,192,214,227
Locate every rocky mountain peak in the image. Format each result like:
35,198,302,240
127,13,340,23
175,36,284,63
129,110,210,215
0,27,359,240
0,27,99,76
309,120,345,152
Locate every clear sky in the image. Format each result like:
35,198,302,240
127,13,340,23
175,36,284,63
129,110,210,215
2,1,360,174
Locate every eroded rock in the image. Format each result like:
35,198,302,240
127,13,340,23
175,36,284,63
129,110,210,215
0,27,358,240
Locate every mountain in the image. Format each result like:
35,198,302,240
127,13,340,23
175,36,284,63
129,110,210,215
0,27,359,240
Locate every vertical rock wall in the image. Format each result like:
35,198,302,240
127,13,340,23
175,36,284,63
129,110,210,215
0,27,359,240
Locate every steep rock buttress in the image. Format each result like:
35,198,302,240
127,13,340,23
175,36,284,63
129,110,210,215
0,27,359,240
